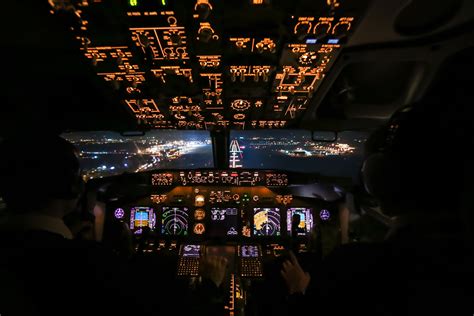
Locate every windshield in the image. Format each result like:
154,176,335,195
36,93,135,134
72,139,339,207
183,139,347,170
62,131,213,179
229,130,368,178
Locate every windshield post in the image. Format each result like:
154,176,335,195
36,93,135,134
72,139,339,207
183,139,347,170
210,128,230,169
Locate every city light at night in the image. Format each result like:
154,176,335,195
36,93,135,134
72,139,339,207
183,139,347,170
62,130,367,180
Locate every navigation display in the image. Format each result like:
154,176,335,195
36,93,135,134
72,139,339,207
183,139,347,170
181,244,201,258
130,207,155,231
161,207,189,236
286,208,314,236
253,208,281,236
209,208,239,237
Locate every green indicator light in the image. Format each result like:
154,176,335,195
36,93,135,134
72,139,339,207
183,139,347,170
129,0,138,7
161,0,167,5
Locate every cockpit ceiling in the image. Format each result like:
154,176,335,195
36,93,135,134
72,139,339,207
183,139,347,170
0,0,473,134
40,0,368,130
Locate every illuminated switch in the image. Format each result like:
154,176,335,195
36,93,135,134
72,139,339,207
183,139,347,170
250,0,269,4
253,72,259,82
313,21,332,39
332,18,353,39
230,69,238,82
294,21,312,37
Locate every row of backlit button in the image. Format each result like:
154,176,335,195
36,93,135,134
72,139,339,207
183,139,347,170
177,258,200,276
241,259,263,277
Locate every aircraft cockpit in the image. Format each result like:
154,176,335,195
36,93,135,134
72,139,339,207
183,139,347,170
76,129,358,315
1,0,473,315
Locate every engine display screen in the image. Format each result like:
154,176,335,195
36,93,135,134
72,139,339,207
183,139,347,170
161,207,189,236
130,207,155,231
181,244,201,258
241,245,260,257
209,208,239,237
286,208,314,236
253,208,281,236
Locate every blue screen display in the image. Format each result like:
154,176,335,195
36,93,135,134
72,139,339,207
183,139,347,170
135,211,149,221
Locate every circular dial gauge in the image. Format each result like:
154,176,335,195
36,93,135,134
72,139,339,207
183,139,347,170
231,99,251,111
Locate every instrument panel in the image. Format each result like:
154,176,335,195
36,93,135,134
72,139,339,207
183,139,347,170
107,169,338,240
49,0,368,130
101,168,343,316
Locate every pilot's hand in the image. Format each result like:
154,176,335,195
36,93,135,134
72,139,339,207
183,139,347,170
280,251,311,295
200,255,228,288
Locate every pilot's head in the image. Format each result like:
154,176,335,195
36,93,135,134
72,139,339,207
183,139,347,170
361,104,470,218
0,134,84,217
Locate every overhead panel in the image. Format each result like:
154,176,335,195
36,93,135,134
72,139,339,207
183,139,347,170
49,0,367,129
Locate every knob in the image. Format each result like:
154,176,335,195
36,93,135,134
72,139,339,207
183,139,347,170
198,27,214,43
196,3,211,20
170,33,182,45
235,41,244,50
